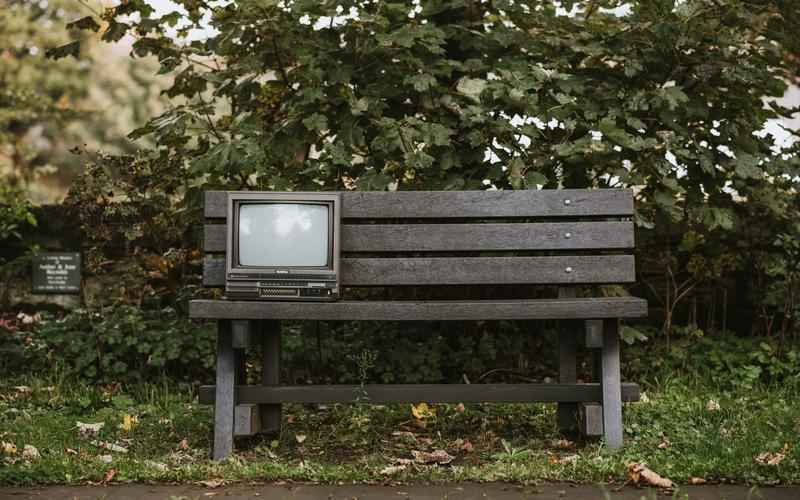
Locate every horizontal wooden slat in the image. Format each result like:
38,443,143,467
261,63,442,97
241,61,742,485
198,383,641,404
202,255,635,287
204,221,634,253
189,297,648,320
205,189,634,219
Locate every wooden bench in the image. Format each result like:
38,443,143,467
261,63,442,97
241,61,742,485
190,189,647,459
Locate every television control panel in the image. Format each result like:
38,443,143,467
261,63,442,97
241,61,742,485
225,279,339,301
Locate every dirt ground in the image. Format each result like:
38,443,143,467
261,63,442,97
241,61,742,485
1,483,799,500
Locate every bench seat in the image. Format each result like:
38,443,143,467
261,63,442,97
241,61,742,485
189,297,647,321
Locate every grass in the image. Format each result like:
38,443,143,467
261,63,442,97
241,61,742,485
1,372,799,487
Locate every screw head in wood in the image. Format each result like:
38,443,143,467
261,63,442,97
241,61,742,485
563,199,572,206
565,266,573,273
564,232,572,239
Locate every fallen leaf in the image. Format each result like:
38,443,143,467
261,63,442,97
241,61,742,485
705,399,721,412
412,449,454,465
295,434,307,444
411,402,436,420
91,440,128,453
178,438,189,450
380,465,407,475
558,454,579,465
145,460,168,472
460,440,474,453
13,386,32,395
65,448,78,455
755,443,789,466
688,477,707,485
200,479,224,488
102,468,116,484
454,403,466,413
657,435,671,449
120,414,139,432
98,454,113,464
627,462,674,489
22,445,39,460
1,442,17,455
77,422,104,436
551,439,575,450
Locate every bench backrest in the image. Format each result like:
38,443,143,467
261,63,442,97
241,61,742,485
202,189,635,291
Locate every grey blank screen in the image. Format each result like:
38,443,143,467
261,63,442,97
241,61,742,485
238,203,329,267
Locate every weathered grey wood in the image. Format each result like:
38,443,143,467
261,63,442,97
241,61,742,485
203,255,636,287
205,189,634,219
213,320,235,460
204,222,635,253
199,383,641,404
189,297,648,321
585,320,604,348
258,319,282,434
234,404,261,436
231,320,253,349
580,403,604,437
557,287,578,433
601,318,623,449
203,256,225,287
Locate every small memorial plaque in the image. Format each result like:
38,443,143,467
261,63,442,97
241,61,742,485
32,252,82,294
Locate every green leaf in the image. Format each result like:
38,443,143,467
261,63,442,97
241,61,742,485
405,74,437,92
66,16,101,32
302,113,328,132
525,171,547,189
45,41,80,60
734,153,762,179
456,77,487,103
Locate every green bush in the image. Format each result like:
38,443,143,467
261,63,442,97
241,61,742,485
6,305,216,383
625,330,800,389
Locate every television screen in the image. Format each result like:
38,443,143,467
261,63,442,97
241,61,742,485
238,203,329,267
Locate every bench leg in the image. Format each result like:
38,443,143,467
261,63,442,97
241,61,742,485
557,327,578,433
258,319,282,434
601,318,623,449
213,320,235,460
557,287,578,434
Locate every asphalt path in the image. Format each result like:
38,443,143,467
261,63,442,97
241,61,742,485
1,483,798,499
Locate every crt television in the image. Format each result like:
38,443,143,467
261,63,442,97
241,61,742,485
225,192,341,301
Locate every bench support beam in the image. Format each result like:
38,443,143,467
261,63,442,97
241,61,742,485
199,383,640,404
258,319,282,434
212,320,235,460
601,318,623,449
557,288,578,434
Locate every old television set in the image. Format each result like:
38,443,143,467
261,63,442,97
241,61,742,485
225,192,341,301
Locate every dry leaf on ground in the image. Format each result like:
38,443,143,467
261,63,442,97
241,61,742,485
295,434,307,444
657,435,671,449
91,440,128,453
412,449,454,465
98,455,113,464
411,402,436,420
689,477,707,485
200,479,224,488
558,454,580,465
21,445,39,460
755,443,789,466
102,468,116,484
551,439,575,450
1,442,16,455
76,422,104,436
178,438,190,450
627,462,674,489
120,414,139,432
705,399,721,412
379,465,407,475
